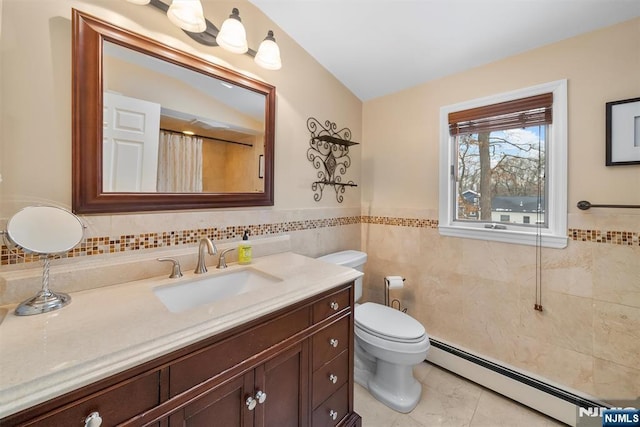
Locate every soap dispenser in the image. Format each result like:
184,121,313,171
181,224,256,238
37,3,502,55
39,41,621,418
238,230,252,264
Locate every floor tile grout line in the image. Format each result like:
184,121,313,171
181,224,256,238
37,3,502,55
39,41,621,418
468,389,485,427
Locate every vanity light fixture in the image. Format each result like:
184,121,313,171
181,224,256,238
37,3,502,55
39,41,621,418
216,8,248,54
167,0,206,33
254,30,282,70
126,0,282,70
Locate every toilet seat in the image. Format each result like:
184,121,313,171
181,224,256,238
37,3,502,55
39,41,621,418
355,302,426,343
355,323,430,358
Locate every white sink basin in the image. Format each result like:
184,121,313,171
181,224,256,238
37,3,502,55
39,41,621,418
153,268,282,313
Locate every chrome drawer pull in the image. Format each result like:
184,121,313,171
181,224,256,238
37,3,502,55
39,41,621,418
84,412,102,427
329,338,339,348
329,301,339,311
329,409,338,421
329,374,338,384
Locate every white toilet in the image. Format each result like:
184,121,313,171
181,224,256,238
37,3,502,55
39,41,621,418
317,250,430,413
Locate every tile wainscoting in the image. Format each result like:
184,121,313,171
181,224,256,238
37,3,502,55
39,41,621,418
2,215,637,266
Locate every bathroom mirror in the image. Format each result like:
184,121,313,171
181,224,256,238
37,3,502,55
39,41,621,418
3,206,85,316
72,10,275,214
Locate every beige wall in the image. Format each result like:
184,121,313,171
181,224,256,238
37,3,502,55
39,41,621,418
362,18,640,400
0,0,362,258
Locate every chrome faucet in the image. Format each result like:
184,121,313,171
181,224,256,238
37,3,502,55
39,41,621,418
195,237,217,274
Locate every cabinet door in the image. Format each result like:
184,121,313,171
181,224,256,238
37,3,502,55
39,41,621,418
254,342,309,427
169,373,254,427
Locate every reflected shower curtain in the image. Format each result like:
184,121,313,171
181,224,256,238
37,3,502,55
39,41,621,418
157,131,203,192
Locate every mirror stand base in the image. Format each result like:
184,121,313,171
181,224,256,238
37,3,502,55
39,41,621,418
15,290,71,316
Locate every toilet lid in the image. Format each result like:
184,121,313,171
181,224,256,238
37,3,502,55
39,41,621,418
355,303,425,341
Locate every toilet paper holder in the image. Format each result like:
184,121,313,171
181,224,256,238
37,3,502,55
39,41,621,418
384,276,407,313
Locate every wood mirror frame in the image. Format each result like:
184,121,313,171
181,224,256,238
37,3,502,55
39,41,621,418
72,9,275,214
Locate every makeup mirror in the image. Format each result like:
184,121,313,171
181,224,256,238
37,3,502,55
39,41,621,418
3,206,85,315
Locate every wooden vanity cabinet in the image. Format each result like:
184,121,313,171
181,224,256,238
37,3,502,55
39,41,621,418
1,282,361,427
168,342,308,427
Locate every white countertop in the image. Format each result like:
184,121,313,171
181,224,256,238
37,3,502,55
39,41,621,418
0,252,361,418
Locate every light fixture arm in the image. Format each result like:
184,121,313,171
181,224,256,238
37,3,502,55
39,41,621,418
147,0,257,56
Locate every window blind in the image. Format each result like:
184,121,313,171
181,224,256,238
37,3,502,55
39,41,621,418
449,93,553,136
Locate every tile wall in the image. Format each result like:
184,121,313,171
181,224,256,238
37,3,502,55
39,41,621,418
361,211,640,403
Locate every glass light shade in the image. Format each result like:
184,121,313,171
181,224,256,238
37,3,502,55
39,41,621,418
126,0,151,4
167,0,206,33
254,31,282,70
216,9,248,54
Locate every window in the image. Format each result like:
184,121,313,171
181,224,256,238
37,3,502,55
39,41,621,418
438,80,567,248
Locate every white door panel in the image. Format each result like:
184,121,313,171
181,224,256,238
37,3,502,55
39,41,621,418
103,92,161,192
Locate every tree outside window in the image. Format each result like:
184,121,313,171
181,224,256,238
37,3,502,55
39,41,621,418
455,125,546,226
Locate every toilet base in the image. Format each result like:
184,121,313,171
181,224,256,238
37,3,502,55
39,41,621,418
354,344,374,388
355,349,422,413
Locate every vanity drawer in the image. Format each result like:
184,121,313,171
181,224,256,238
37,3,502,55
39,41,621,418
312,382,349,427
170,306,310,396
25,370,160,427
312,350,349,408
312,315,350,371
312,287,350,324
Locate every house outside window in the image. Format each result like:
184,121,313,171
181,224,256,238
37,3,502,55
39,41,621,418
438,80,568,248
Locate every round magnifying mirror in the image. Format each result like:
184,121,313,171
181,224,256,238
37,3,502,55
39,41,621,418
6,206,84,254
4,206,85,316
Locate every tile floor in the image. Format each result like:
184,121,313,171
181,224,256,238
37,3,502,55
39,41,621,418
354,362,567,426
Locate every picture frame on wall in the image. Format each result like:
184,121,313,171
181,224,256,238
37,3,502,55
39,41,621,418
606,97,640,166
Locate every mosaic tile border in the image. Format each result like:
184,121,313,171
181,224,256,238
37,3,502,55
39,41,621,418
0,216,360,266
362,216,638,247
362,216,439,228
1,215,637,265
568,228,640,246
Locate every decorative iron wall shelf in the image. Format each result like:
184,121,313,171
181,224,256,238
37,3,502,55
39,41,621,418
306,117,358,202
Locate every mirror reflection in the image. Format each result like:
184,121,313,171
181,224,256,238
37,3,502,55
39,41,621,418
103,41,266,194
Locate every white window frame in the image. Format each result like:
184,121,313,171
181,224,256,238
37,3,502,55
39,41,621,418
438,80,568,248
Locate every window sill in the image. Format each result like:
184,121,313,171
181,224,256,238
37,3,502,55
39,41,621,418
438,224,568,248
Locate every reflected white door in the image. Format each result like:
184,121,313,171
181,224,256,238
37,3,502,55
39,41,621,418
103,92,161,192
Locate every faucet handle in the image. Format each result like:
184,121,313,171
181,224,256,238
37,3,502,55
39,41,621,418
157,257,183,278
217,248,235,269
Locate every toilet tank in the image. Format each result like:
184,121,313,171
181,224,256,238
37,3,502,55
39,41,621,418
317,250,367,301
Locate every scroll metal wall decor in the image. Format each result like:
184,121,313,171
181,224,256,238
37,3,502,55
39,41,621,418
306,117,358,202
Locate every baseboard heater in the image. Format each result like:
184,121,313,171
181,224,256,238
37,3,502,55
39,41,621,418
426,338,605,426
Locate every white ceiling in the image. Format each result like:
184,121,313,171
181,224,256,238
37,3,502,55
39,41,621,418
248,0,640,101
